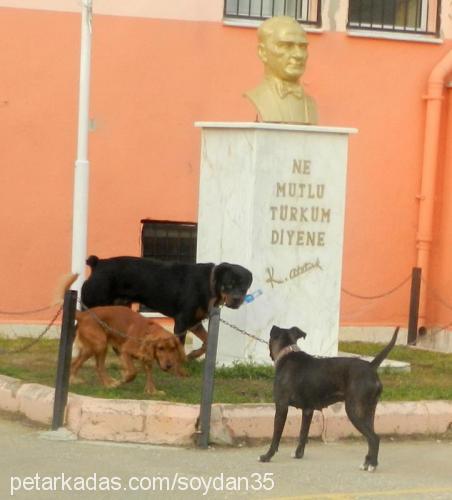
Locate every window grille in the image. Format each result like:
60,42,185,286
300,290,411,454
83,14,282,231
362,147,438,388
347,0,440,36
224,0,322,27
141,220,197,264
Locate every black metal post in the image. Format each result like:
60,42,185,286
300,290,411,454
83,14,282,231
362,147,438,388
51,289,77,430
197,306,221,448
407,267,422,345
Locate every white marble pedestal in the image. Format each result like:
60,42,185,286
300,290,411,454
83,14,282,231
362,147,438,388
195,122,356,365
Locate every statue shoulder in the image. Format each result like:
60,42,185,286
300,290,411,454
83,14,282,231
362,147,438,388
244,80,273,102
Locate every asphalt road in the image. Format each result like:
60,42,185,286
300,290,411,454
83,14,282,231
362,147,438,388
1,415,451,500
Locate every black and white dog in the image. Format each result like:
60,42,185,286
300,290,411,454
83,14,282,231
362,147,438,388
81,255,253,359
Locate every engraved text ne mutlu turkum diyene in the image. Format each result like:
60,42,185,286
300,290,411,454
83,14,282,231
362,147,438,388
269,159,331,248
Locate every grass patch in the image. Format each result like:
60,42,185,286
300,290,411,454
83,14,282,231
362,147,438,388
0,337,451,403
340,341,452,401
0,338,273,404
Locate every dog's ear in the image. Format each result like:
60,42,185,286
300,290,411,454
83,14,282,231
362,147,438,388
215,263,253,289
269,325,282,339
213,263,227,282
138,336,155,361
288,327,307,344
241,267,253,288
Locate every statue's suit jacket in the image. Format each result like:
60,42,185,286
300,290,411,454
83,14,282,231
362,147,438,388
244,79,318,124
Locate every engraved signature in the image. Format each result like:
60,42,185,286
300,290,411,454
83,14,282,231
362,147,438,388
265,259,323,288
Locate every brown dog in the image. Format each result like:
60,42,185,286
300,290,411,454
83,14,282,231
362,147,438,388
71,306,187,394
57,274,186,394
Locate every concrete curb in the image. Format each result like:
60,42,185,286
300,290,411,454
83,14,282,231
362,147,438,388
0,374,451,446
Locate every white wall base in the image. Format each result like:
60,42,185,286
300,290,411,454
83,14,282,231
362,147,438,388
0,323,61,339
340,326,452,353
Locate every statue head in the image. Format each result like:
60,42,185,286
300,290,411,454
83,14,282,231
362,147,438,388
244,16,318,124
257,16,309,84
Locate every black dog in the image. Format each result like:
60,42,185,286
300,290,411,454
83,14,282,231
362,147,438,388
260,325,399,471
81,255,253,359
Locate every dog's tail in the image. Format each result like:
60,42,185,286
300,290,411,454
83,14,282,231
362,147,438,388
86,255,99,269
369,326,400,369
53,273,79,306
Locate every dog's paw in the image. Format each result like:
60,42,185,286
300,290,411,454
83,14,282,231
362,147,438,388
105,379,121,388
176,368,189,378
259,454,271,463
360,463,377,472
146,389,166,396
292,450,304,459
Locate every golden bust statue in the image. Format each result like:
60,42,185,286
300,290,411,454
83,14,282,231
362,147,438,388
244,16,318,125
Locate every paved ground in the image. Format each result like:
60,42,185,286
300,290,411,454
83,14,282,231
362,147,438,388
1,415,451,500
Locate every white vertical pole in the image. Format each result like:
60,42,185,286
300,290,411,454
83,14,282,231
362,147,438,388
71,0,93,298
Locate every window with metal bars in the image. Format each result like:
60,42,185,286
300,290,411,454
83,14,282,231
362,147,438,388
347,0,440,36
141,219,197,264
224,0,322,27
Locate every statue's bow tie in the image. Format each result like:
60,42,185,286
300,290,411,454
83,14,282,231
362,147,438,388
277,82,304,99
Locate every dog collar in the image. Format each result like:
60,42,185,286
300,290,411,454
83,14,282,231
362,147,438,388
274,344,300,366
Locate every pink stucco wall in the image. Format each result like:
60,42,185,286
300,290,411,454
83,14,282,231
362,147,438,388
0,6,451,336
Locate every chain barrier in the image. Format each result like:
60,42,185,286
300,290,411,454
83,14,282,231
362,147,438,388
219,317,269,346
219,274,415,344
0,305,63,356
0,304,59,315
81,301,269,347
76,272,449,346
219,272,451,344
77,299,143,343
0,298,174,358
341,274,412,300
2,270,451,356
421,276,452,312
77,299,187,344
0,299,148,357
419,276,452,336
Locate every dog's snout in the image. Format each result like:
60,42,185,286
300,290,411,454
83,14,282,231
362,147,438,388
226,295,245,309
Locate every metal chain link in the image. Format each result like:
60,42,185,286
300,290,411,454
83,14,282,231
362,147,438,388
219,317,269,345
341,274,412,300
220,273,413,345
219,272,413,346
78,300,137,342
0,269,434,358
0,305,63,356
79,300,266,346
0,304,59,315
77,300,187,344
421,276,452,312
